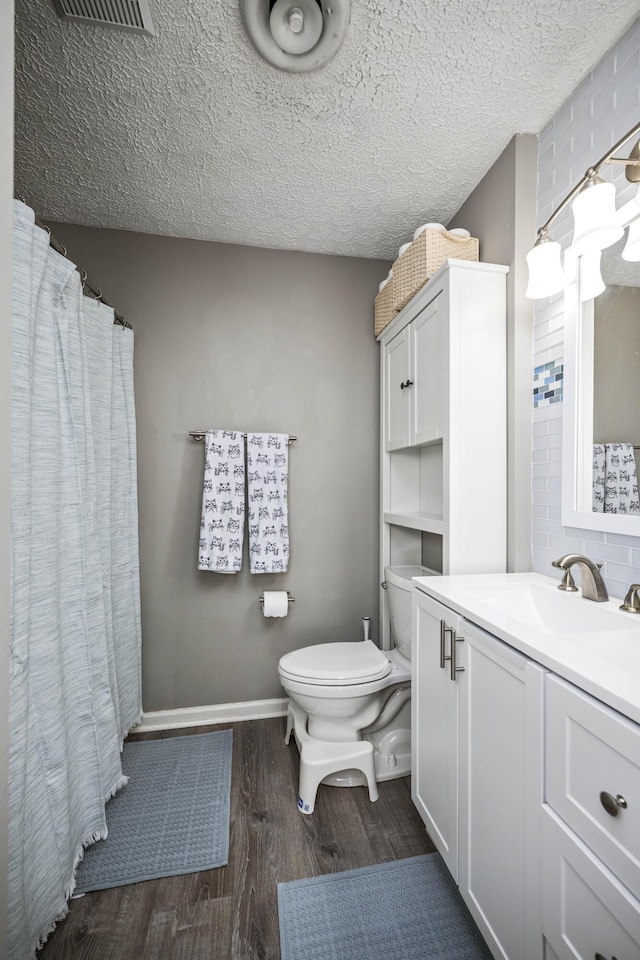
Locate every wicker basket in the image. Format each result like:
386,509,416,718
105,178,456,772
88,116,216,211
393,229,479,313
374,276,397,337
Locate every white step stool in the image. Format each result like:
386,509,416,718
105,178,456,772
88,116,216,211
284,700,379,814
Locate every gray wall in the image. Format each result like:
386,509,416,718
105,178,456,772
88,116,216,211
0,0,13,946
52,225,385,711
448,134,538,573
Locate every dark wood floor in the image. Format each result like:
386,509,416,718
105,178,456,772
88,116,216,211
40,717,435,959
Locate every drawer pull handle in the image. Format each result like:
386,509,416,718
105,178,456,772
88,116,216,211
439,619,452,669
450,633,465,682
599,791,627,817
594,955,619,960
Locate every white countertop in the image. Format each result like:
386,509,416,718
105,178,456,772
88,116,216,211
413,571,640,725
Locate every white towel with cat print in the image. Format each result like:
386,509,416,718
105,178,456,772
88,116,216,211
604,442,640,515
592,443,606,513
247,433,289,574
198,430,245,572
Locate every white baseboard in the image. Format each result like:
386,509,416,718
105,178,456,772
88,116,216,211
133,697,289,733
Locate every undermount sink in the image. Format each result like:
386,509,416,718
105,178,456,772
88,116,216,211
459,579,633,636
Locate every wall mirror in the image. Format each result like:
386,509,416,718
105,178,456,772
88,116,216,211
562,196,640,534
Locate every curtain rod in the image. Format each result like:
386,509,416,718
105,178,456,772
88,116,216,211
17,197,132,330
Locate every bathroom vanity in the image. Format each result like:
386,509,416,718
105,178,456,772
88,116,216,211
411,572,640,960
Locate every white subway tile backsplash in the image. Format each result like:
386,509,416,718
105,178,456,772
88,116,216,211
594,542,632,564
605,560,640,584
608,532,640,547
614,18,640,66
530,21,640,594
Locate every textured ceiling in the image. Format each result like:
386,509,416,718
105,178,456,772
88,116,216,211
14,0,640,259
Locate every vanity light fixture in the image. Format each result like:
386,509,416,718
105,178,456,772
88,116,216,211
526,121,640,299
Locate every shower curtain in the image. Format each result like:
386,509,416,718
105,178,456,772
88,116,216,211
8,201,142,960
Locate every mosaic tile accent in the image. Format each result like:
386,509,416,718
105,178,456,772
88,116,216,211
533,360,563,408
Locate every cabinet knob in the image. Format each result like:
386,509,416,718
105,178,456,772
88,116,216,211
400,379,414,390
599,791,627,817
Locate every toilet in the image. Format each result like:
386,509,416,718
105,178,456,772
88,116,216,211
278,565,431,796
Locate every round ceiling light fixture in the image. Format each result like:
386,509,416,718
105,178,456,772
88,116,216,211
240,0,350,72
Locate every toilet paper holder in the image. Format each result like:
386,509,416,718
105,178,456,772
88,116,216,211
260,591,295,606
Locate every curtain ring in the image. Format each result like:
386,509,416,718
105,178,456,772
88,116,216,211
94,287,103,303
80,269,88,290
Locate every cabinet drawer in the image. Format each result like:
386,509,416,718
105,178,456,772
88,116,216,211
542,807,640,959
546,674,640,900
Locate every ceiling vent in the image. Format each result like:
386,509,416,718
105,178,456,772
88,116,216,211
52,0,155,35
241,0,350,73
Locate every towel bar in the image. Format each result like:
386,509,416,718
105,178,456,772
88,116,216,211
190,431,296,444
259,592,295,605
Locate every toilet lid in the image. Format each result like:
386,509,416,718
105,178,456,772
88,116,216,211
278,640,392,686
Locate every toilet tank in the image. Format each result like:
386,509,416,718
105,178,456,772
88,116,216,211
384,565,434,659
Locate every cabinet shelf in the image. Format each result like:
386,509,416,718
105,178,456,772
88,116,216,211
384,511,445,535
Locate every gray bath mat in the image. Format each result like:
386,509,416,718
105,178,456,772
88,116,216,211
75,730,233,892
278,853,492,960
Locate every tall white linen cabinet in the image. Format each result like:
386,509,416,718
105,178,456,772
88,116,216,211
378,259,509,649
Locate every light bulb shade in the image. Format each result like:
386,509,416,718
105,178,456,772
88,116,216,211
571,181,623,254
622,216,640,262
525,240,565,299
578,250,605,301
270,0,323,54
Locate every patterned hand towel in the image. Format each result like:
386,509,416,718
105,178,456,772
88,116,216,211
592,443,605,513
198,430,245,572
247,433,289,574
604,442,640,515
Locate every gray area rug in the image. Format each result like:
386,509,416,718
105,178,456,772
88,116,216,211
278,853,493,960
75,730,233,893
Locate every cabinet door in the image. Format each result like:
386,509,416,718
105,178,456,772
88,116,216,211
459,621,545,960
542,807,640,959
385,326,411,451
546,674,640,901
412,588,462,880
411,294,443,445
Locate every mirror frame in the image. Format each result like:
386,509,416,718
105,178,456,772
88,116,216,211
562,195,640,534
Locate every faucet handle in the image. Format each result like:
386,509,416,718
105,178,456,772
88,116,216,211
620,584,640,614
558,569,579,593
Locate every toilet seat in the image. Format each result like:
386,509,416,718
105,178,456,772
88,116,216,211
278,639,392,687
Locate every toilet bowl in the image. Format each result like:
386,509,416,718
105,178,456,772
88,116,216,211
278,564,432,788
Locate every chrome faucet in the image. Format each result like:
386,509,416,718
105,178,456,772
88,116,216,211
552,554,609,602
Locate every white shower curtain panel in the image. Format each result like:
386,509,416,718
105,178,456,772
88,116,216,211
9,201,142,960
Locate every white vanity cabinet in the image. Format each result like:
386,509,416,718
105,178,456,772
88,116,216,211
412,584,545,960
412,589,464,879
542,675,640,960
459,620,545,960
412,573,640,960
379,260,508,649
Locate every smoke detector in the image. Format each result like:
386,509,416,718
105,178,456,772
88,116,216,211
240,0,350,72
52,0,155,35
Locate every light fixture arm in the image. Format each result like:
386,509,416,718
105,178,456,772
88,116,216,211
535,120,640,242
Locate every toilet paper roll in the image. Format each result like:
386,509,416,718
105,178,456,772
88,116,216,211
262,591,289,618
